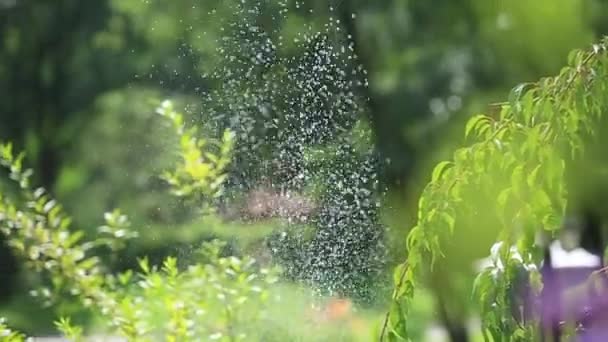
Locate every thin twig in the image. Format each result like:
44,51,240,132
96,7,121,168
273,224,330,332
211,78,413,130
380,261,409,341
563,51,596,92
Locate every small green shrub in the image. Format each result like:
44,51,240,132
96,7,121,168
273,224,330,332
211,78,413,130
0,101,279,341
0,318,25,342
156,99,234,202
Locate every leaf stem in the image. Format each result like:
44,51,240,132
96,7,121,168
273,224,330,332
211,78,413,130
379,261,409,342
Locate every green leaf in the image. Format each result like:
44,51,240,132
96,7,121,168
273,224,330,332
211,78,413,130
521,90,536,125
440,212,455,233
511,165,526,198
568,49,581,65
497,188,513,222
526,165,541,187
465,115,491,139
393,262,408,290
472,269,492,301
55,317,83,341
542,213,561,231
508,83,527,111
388,300,408,340
431,161,453,183
138,256,150,274
406,226,420,251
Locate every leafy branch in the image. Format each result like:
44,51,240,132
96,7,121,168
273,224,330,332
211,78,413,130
384,37,608,341
156,100,235,201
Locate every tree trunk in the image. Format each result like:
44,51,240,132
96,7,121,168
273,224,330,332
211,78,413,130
437,295,469,342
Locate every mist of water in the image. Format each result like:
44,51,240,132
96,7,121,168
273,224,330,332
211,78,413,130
197,0,386,302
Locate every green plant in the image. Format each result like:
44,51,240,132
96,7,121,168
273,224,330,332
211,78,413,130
156,100,234,201
55,317,84,342
0,318,25,342
384,37,608,341
0,101,280,341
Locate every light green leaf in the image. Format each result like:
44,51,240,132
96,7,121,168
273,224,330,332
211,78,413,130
431,161,453,183
465,115,491,139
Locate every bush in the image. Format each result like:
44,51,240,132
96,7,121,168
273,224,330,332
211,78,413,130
0,101,281,341
0,318,25,342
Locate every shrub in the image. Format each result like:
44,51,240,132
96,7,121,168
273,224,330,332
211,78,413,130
0,101,278,342
0,318,25,342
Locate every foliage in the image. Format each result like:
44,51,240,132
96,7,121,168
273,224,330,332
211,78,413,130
0,318,25,342
4,0,608,339
0,102,282,341
2,0,599,182
54,89,229,280
156,100,234,201
385,37,608,340
58,92,238,260
55,317,84,342
55,87,182,231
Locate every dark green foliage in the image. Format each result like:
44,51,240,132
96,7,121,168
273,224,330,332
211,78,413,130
0,234,18,304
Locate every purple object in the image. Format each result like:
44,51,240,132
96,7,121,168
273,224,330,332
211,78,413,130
537,241,608,341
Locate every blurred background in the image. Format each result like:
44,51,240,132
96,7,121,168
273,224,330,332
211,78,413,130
1,0,608,340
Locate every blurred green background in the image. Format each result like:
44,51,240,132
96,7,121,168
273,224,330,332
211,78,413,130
0,0,607,340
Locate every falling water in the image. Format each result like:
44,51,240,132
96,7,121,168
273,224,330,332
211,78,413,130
199,0,386,302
